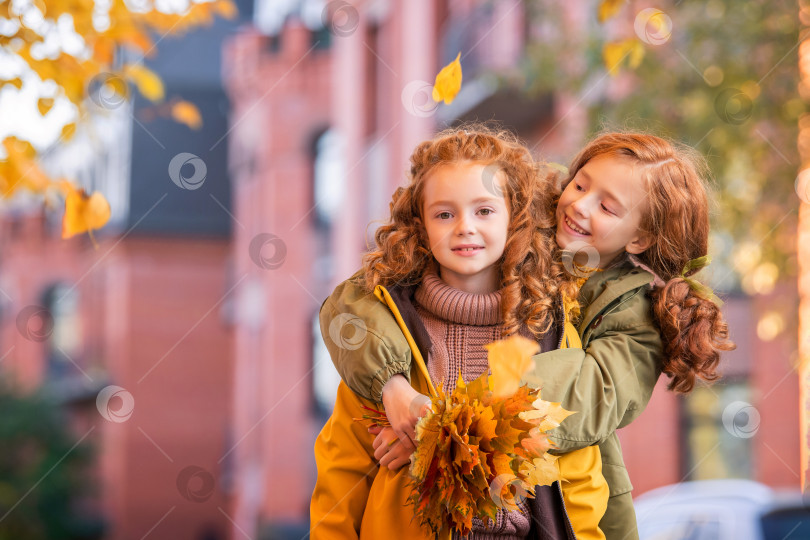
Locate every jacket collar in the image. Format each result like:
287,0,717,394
579,257,658,332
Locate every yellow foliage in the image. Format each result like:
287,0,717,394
3,78,23,90
37,97,55,116
432,52,463,105
1,0,235,239
406,335,574,537
124,64,164,102
598,0,626,22
171,100,203,129
603,38,645,75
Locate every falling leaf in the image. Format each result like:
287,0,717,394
598,0,626,22
62,185,111,239
124,64,164,102
603,38,645,75
37,97,55,116
171,100,203,129
432,52,463,104
486,336,538,398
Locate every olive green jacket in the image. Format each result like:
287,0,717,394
320,260,663,533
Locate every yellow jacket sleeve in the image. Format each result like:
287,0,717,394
310,382,378,539
555,320,609,540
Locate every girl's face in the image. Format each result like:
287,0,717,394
556,154,652,268
420,161,510,294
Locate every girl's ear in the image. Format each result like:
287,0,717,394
625,232,653,255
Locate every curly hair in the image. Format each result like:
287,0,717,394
362,124,578,338
565,132,735,392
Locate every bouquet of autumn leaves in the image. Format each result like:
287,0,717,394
366,335,575,537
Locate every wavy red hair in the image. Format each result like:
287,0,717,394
362,125,578,338
565,132,735,392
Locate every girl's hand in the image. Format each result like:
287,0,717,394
370,426,413,470
381,374,432,452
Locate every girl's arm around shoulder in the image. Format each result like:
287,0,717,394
319,275,413,402
528,291,663,453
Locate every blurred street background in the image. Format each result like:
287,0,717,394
0,0,807,538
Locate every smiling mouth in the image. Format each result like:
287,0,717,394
564,216,590,235
452,246,483,252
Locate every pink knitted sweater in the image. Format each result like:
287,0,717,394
414,273,530,540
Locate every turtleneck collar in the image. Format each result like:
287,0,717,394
414,272,502,326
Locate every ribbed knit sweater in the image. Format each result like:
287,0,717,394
414,273,530,540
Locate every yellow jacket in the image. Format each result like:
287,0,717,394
310,285,608,539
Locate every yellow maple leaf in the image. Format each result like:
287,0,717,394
432,52,463,105
486,335,539,398
171,100,203,129
525,453,560,487
519,398,576,431
62,185,111,239
598,0,626,22
124,64,164,102
603,38,645,75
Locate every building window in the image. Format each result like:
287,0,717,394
41,283,83,381
682,380,753,480
312,314,340,415
312,128,345,228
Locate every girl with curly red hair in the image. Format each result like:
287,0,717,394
318,129,735,539
311,126,608,539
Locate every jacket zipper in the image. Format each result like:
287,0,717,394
556,481,578,539
554,298,577,539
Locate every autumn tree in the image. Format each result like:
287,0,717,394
0,0,235,239
524,0,802,292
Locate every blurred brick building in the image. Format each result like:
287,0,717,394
0,3,250,539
